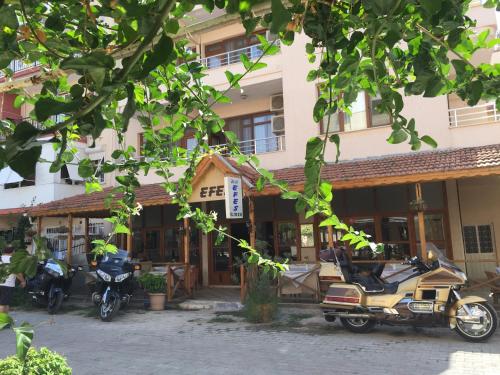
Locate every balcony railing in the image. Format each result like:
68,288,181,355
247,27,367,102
0,60,40,77
200,41,280,69
448,102,499,127
211,134,285,155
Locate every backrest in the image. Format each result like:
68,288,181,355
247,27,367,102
334,247,353,282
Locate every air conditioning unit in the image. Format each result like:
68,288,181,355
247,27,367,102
272,115,285,133
270,93,284,112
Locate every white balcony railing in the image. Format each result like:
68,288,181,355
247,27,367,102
448,102,499,127
211,134,285,155
200,41,280,69
0,60,39,77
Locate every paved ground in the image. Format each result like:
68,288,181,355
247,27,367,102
1,306,499,375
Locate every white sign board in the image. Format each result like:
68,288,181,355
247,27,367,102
224,176,243,219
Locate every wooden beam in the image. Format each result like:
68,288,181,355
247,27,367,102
183,217,191,296
249,197,256,249
127,216,133,256
66,214,73,265
416,183,427,262
327,225,334,248
36,217,43,236
84,218,89,254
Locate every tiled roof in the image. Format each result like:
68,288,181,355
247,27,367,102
272,144,500,187
0,207,28,216
25,144,500,217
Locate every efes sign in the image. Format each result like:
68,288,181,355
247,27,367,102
224,176,243,219
199,185,224,199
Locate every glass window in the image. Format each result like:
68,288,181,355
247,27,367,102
344,93,367,131
164,228,180,262
277,222,297,260
351,218,376,239
163,205,179,226
382,243,411,261
212,234,230,271
321,112,341,133
144,206,162,227
463,226,478,254
256,222,275,258
376,185,408,212
224,113,275,154
145,230,160,262
409,182,444,210
186,137,198,152
331,190,346,217
478,225,494,253
370,94,391,127
414,214,445,241
300,224,315,247
381,217,409,242
345,188,375,215
255,197,274,221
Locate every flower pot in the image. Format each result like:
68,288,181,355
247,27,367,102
148,293,166,311
257,303,274,323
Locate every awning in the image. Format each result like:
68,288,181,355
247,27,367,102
0,167,23,185
66,163,84,181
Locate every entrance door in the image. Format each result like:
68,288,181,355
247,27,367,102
144,230,161,262
209,223,250,285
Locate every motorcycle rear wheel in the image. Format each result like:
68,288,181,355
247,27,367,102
99,293,121,322
454,302,497,342
340,317,376,333
47,291,64,315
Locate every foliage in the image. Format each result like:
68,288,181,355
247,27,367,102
0,347,72,375
0,312,34,362
244,268,278,323
0,1,499,271
13,216,32,249
138,272,166,294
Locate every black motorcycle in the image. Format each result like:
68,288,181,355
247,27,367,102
91,250,140,322
27,259,81,314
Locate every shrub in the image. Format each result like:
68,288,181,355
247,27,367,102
0,347,72,375
244,270,278,323
138,272,166,293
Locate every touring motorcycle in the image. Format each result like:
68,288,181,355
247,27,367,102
91,250,140,322
321,249,497,342
27,259,81,314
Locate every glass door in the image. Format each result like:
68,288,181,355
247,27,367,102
145,230,161,262
209,232,232,285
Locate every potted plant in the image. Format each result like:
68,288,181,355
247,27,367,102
138,273,167,311
244,267,278,323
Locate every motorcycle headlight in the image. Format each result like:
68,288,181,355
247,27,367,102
115,272,131,283
97,269,112,282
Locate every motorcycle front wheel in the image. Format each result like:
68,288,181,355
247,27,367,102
340,317,376,333
99,292,121,322
47,291,64,315
454,302,497,342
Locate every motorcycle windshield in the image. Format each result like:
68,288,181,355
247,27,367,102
44,259,64,276
429,245,466,276
102,249,129,263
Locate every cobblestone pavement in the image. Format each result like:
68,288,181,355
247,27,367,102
0,307,499,375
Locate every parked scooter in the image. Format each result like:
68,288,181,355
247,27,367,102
27,259,81,314
91,249,140,322
321,248,498,342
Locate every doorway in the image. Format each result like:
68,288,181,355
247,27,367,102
209,222,250,285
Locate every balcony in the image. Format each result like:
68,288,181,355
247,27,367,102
0,60,40,78
211,134,285,155
200,41,280,70
448,102,499,127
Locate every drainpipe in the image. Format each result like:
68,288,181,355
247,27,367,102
456,180,468,276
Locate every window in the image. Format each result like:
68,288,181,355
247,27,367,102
277,222,297,260
464,225,494,254
92,158,105,183
204,31,266,68
225,113,278,154
320,92,391,134
4,173,35,189
381,216,411,260
300,224,315,248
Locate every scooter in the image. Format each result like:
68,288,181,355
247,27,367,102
91,250,140,322
321,248,498,342
27,259,81,314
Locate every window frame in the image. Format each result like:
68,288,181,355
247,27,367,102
463,224,495,254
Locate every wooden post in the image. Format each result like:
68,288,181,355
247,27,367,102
327,225,334,248
84,218,89,254
37,216,42,236
183,217,191,296
167,266,174,302
416,183,427,262
249,197,256,249
66,214,73,265
127,216,133,256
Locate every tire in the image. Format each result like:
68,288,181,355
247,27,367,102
99,292,121,322
454,302,498,343
324,314,336,323
340,317,376,333
47,291,64,315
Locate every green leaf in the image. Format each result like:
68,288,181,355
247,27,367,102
467,80,483,106
240,53,252,70
85,181,103,193
421,135,437,148
270,0,292,34
140,35,174,77
387,129,408,144
319,215,340,227
34,98,80,121
0,6,18,29
319,181,333,202
78,159,94,179
122,83,136,133
419,0,442,15
13,95,24,109
305,137,323,160
13,323,34,361
329,134,340,162
9,146,41,178
114,223,130,235
0,312,13,330
313,98,327,123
